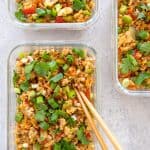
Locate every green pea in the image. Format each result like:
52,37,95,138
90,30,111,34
119,5,127,14
122,15,133,24
136,30,149,40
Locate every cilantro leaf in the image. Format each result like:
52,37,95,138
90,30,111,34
67,117,76,126
25,61,35,74
77,126,89,145
138,3,149,11
25,61,35,80
15,10,26,22
73,0,86,11
120,54,138,74
137,42,150,55
53,139,75,150
135,72,150,85
34,62,50,77
42,52,50,60
137,12,146,20
72,48,85,58
39,121,49,130
13,71,19,86
20,80,29,92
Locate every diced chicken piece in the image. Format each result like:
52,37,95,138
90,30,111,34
58,7,73,16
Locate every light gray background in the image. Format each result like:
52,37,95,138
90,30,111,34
1,1,150,150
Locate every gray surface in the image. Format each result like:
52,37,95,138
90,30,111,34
0,0,150,150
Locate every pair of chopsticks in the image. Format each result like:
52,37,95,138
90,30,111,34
75,89,122,150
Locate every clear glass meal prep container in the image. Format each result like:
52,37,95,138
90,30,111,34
112,1,150,97
7,0,99,30
7,42,101,149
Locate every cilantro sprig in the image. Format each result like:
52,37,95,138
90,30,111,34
135,72,150,85
73,0,86,11
77,125,90,145
120,54,138,74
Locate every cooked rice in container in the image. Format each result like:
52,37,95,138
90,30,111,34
13,47,95,150
118,0,150,90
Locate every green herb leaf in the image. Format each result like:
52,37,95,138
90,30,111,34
53,128,61,134
39,121,50,130
36,8,47,17
48,98,59,109
20,81,29,92
137,42,150,55
50,82,57,89
50,110,68,123
54,85,61,96
135,72,150,85
136,30,149,40
66,55,74,64
35,103,48,111
138,3,148,11
42,52,50,60
72,48,85,58
36,96,44,104
15,112,24,123
50,112,59,123
48,61,58,72
53,143,61,150
137,12,146,20
73,0,86,11
25,61,35,80
62,64,69,71
120,54,138,74
67,117,76,126
77,126,89,145
34,62,50,77
50,73,63,83
53,139,76,150
35,110,46,122
13,71,19,86
15,10,26,22
33,143,41,150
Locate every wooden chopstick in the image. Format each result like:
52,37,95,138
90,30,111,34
75,89,108,150
79,91,122,150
